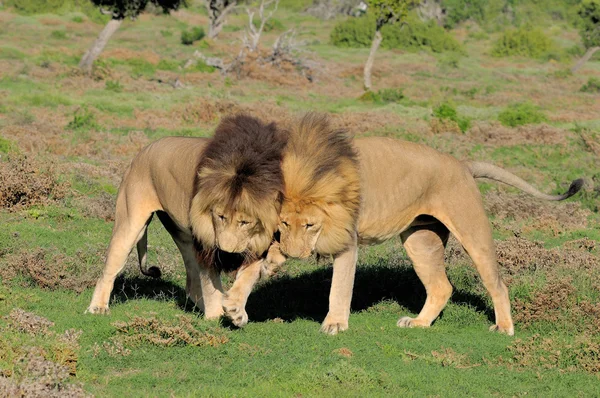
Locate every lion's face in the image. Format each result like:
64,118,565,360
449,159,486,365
278,202,325,259
211,206,260,253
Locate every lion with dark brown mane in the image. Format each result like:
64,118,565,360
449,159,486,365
87,114,287,319
224,113,583,335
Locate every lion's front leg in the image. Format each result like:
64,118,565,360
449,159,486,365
223,243,287,327
321,233,358,335
223,260,263,327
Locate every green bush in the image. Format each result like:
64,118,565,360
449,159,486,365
498,102,547,127
331,14,463,53
181,27,205,45
190,60,215,73
50,30,67,39
67,107,98,132
254,17,285,32
359,88,405,104
578,0,600,48
157,58,180,71
491,27,554,58
71,15,84,23
105,80,123,92
433,102,470,132
441,0,487,29
580,77,600,93
4,0,107,23
0,137,18,154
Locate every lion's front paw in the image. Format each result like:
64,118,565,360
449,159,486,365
86,304,110,315
396,316,430,329
222,296,249,327
489,324,514,336
320,316,348,335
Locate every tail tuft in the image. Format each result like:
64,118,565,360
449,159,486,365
142,266,162,279
564,178,585,199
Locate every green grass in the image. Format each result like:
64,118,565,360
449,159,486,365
0,3,599,396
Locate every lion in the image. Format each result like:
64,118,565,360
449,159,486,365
223,113,583,335
87,114,287,318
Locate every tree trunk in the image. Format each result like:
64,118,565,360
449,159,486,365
363,29,383,91
208,22,223,39
79,18,123,74
571,46,600,74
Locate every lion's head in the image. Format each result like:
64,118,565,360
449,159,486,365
191,114,288,256
278,113,361,258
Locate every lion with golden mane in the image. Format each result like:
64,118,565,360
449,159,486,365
224,113,583,335
87,114,287,319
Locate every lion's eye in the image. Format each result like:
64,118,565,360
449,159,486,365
240,220,249,226
281,221,289,227
218,214,226,221
305,223,314,229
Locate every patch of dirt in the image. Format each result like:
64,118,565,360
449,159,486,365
484,190,591,231
4,309,54,336
468,121,568,146
0,155,69,210
112,315,229,347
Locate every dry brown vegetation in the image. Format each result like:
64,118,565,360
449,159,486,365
111,315,229,348
1,248,101,293
0,156,68,210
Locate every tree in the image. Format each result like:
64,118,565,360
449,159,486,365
363,0,418,91
572,0,600,73
79,0,185,74
243,0,280,52
205,0,237,39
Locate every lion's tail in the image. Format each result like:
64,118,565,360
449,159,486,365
465,161,584,201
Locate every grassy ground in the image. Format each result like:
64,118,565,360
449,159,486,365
0,2,599,396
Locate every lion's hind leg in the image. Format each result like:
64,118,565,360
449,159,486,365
136,215,162,278
398,223,452,329
88,211,155,314
433,183,514,335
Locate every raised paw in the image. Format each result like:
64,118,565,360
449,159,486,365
222,296,248,327
320,316,348,335
489,324,514,336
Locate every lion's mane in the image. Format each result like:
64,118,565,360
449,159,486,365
190,114,288,257
282,113,361,255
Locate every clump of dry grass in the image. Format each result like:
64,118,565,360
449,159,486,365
504,333,600,374
468,122,568,146
0,156,69,210
0,348,88,398
112,315,229,348
4,309,54,336
1,248,101,293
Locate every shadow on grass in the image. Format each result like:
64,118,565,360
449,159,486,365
109,261,494,324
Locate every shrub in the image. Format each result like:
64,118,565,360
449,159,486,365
190,60,216,73
181,27,205,45
359,88,405,104
578,0,600,49
580,77,600,93
441,0,487,29
105,80,123,92
0,137,18,154
433,102,470,132
67,107,98,132
254,17,285,32
157,58,180,71
71,15,84,23
331,14,463,53
330,15,375,48
498,102,547,127
491,27,554,58
50,30,67,39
